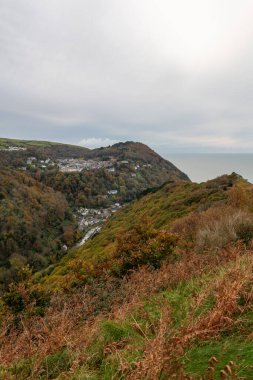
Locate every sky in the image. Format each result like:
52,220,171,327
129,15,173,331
1,0,253,153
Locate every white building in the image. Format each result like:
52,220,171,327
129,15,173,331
107,190,118,195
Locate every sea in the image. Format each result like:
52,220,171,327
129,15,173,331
165,154,253,184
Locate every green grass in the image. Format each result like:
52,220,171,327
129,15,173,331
81,319,145,379
1,349,74,380
77,265,233,379
103,264,253,378
183,339,253,379
0,137,65,149
82,273,217,378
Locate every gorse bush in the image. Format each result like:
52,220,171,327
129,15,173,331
114,219,179,274
3,267,50,317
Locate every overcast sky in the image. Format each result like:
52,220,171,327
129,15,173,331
1,0,253,153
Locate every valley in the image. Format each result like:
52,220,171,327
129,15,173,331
75,204,122,247
0,139,188,287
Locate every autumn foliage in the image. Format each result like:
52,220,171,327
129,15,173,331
114,219,179,274
0,168,76,291
0,174,253,378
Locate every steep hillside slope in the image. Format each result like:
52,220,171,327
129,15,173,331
39,173,238,289
37,141,189,207
2,174,253,379
91,141,188,180
0,168,77,291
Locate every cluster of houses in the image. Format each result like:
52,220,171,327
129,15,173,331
77,208,110,230
58,158,112,173
57,158,149,174
26,157,52,168
21,155,152,176
75,203,122,247
77,204,121,231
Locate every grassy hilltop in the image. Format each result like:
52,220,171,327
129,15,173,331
0,137,66,149
0,137,90,161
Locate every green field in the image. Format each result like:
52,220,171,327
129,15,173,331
0,137,71,149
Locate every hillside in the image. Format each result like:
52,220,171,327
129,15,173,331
0,137,67,149
2,143,253,379
0,168,78,292
0,137,91,154
40,158,188,207
91,141,187,176
0,138,90,166
0,138,186,180
0,138,189,207
0,138,188,179
1,173,253,378
0,139,189,285
36,173,239,289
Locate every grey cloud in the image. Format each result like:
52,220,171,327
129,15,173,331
1,0,253,152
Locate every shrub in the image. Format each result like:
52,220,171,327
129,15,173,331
196,209,253,253
236,222,253,243
10,357,36,379
114,219,178,274
3,280,50,317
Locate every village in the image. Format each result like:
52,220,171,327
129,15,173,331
75,203,122,247
23,156,152,174
57,158,112,172
4,148,155,250
24,156,117,172
3,146,153,175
